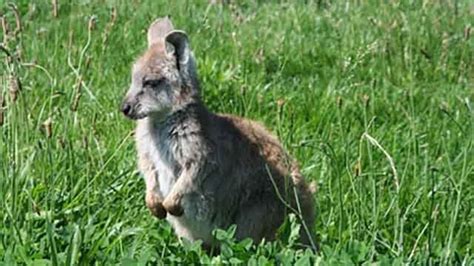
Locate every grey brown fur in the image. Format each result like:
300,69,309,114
121,17,316,249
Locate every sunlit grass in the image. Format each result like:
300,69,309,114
1,0,472,264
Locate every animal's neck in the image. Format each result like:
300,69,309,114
148,101,209,139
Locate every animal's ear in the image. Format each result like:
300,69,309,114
165,31,189,67
165,30,198,89
147,17,174,47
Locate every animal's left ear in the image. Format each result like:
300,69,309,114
148,17,174,47
165,31,198,89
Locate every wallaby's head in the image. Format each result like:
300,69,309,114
121,17,199,120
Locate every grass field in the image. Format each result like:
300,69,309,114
1,0,473,264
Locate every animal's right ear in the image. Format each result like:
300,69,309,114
147,17,174,47
165,30,198,90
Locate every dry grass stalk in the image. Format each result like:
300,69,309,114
8,3,22,36
353,159,361,177
336,96,343,108
88,16,97,32
1,14,8,45
42,117,53,138
102,7,118,53
362,94,370,108
52,0,58,17
0,95,4,126
277,98,286,108
71,76,83,112
0,44,11,57
58,137,66,149
9,75,21,102
84,56,92,74
82,136,88,149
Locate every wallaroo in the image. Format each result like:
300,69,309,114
120,17,317,251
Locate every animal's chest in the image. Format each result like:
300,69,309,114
145,140,179,197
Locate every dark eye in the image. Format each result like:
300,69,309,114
143,78,166,88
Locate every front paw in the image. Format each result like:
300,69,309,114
163,195,184,217
146,193,167,219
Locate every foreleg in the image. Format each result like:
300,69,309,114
138,153,166,219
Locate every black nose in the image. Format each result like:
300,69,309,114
121,102,131,116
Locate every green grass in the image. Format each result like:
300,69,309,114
1,0,473,264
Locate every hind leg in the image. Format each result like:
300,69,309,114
234,194,317,250
234,200,285,243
